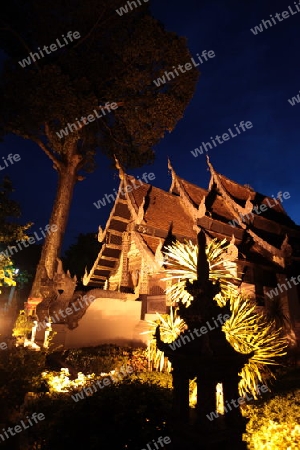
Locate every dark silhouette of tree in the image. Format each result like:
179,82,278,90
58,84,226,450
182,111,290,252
0,177,31,298
11,244,42,299
0,0,199,298
0,176,30,244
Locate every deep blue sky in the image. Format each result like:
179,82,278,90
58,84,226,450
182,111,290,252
1,0,300,252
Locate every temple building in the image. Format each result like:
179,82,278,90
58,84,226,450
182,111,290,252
81,158,300,346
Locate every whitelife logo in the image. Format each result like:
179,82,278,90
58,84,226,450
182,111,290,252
250,3,300,35
18,31,81,68
191,121,253,157
141,436,172,450
56,102,118,139
168,313,230,350
37,295,95,331
228,191,291,228
153,50,215,87
71,365,134,402
0,412,45,444
116,0,149,16
266,275,300,300
0,341,7,351
0,224,58,259
0,153,21,171
93,172,155,209
206,384,269,421
288,90,300,106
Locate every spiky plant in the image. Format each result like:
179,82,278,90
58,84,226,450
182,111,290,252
223,292,288,398
141,307,186,372
163,238,238,307
162,238,288,398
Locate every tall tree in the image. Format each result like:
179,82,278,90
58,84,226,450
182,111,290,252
0,0,199,298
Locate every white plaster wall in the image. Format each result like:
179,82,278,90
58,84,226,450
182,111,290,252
64,297,147,348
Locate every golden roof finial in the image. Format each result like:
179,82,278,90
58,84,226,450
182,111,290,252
114,155,125,180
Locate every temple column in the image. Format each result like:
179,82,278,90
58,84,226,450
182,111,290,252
139,259,149,295
276,273,293,323
139,259,149,319
120,232,130,291
196,375,217,426
172,367,190,423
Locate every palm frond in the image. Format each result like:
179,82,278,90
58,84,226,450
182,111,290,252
161,238,287,398
223,292,288,398
163,238,239,307
140,307,186,372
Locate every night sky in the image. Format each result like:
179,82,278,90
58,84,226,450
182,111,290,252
1,0,300,252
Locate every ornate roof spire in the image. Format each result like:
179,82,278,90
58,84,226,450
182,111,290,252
167,159,204,226
206,156,253,217
114,155,125,181
98,225,105,243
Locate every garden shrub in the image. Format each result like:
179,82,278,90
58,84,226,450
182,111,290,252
132,371,173,388
0,346,46,421
63,344,147,375
243,389,300,449
22,377,173,449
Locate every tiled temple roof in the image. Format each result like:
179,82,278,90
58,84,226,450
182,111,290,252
84,159,300,287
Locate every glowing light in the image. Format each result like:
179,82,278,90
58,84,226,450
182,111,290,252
189,378,197,408
216,383,224,415
42,368,96,393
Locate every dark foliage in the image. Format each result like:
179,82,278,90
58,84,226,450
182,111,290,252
24,378,173,449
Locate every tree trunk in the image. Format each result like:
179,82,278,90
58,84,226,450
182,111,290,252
30,149,80,298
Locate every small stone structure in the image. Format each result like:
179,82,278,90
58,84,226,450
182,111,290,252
155,230,251,443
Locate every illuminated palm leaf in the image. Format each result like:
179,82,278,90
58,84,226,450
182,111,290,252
161,238,287,398
223,292,288,398
141,307,186,372
163,238,238,307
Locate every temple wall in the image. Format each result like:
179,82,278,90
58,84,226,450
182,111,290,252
61,297,147,348
288,285,300,322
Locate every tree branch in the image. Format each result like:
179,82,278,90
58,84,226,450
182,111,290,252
72,8,106,50
32,137,62,171
99,115,130,147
